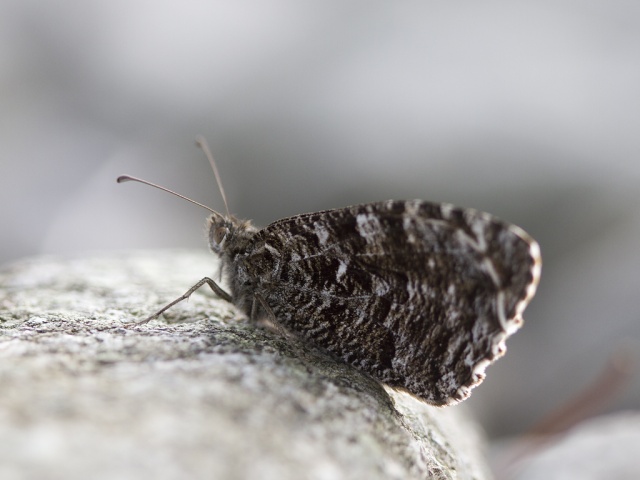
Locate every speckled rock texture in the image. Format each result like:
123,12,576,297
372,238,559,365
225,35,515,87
0,250,492,480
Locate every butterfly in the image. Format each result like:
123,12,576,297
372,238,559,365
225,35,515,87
118,138,541,406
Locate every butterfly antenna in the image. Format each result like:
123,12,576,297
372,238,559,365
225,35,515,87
117,175,220,215
195,135,231,218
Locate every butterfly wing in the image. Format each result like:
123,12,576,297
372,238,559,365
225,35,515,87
237,200,540,405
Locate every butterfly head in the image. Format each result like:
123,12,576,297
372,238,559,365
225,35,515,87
207,212,234,254
207,212,257,257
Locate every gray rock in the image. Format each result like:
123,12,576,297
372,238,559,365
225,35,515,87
500,412,640,480
0,251,492,480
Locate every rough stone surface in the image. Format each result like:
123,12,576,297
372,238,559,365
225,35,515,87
0,250,492,480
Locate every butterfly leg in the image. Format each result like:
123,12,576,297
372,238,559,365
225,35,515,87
253,293,276,322
251,293,290,337
138,277,232,324
252,293,324,377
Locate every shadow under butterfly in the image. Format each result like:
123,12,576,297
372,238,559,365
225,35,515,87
118,137,541,406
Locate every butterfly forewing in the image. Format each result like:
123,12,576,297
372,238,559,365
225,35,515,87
232,200,540,405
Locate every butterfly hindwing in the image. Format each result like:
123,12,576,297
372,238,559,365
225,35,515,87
232,200,540,405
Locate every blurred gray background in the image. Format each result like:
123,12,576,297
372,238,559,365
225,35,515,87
1,1,639,439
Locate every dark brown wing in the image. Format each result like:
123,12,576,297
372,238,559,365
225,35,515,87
238,200,540,405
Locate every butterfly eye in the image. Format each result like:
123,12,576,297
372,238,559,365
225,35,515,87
214,226,229,245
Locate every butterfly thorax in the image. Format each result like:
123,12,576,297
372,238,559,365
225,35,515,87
206,213,260,314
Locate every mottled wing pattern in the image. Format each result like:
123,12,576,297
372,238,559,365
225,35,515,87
238,200,540,405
